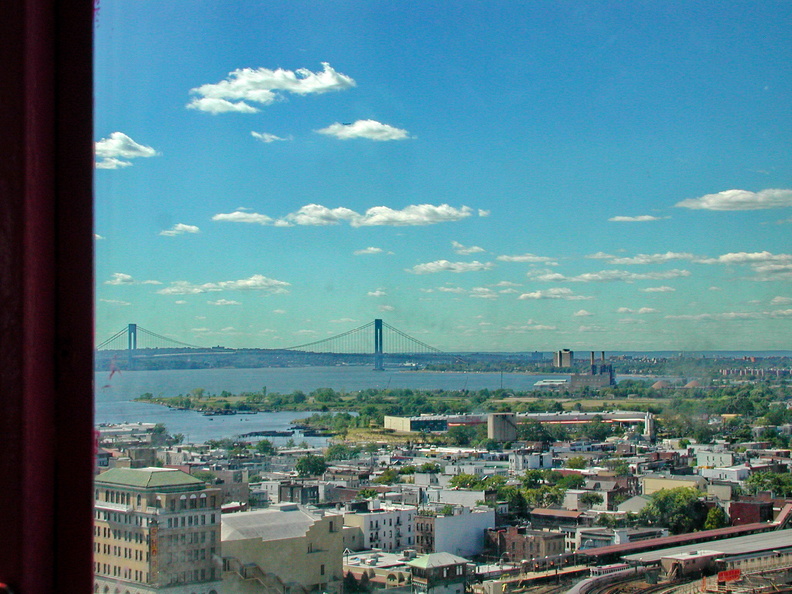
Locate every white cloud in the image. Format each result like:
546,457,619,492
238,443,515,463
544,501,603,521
105,272,135,285
470,287,498,299
354,247,384,255
330,318,357,324
175,300,187,305
273,309,287,314
160,223,200,237
518,288,593,300
771,296,792,305
141,280,163,285
676,188,792,211
696,251,792,281
497,253,558,265
187,62,355,113
608,215,668,222
490,281,521,287
641,286,676,293
528,269,692,283
95,234,105,240
188,98,260,114
616,307,660,314
213,203,481,228
586,252,616,260
573,309,594,317
452,241,485,255
317,119,410,141
212,210,274,225
157,274,290,295
579,325,606,332
208,299,241,306
353,204,475,227
664,309,792,321
251,131,290,143
503,323,557,332
95,132,158,169
407,260,494,274
99,298,131,306
437,286,467,294
95,157,133,170
368,289,387,297
608,252,695,265
379,305,395,312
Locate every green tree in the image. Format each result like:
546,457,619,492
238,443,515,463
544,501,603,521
192,470,217,483
580,492,604,508
565,456,587,469
448,473,483,489
295,454,327,477
255,439,275,455
446,425,477,446
374,469,400,484
704,506,728,530
638,487,707,534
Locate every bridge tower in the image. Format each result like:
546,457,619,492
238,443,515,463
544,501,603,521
127,323,137,369
374,318,384,371
127,323,137,350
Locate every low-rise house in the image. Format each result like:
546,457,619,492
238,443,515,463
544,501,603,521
641,474,707,495
222,503,344,594
485,526,564,562
406,553,470,594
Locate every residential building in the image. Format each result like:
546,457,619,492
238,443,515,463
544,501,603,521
407,553,470,594
414,507,494,557
93,467,222,594
343,501,415,552
509,451,554,472
485,527,565,562
222,503,344,594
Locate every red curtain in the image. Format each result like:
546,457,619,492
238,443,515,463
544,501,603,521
0,0,95,591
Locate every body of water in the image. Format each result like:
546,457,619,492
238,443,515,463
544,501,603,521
94,366,566,443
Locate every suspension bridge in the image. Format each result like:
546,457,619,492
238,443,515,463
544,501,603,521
95,319,448,371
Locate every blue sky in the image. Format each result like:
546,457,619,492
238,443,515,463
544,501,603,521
95,1,792,352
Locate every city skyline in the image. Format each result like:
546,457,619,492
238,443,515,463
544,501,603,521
95,1,792,351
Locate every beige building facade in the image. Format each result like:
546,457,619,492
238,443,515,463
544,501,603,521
222,503,345,594
93,467,223,594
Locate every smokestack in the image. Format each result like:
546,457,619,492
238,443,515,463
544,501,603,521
601,351,606,363
590,352,595,366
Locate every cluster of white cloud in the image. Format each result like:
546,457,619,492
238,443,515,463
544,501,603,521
527,269,691,283
676,188,792,210
354,247,385,255
251,131,290,143
697,251,792,281
187,62,355,113
452,241,485,255
367,289,387,297
317,120,410,141
407,260,494,274
156,274,290,296
104,273,162,286
573,309,593,317
95,132,158,169
641,286,676,293
665,309,792,321
208,299,241,306
497,253,558,265
502,322,558,332
160,223,200,237
608,215,668,222
616,307,660,314
214,203,483,228
99,298,131,306
518,288,592,300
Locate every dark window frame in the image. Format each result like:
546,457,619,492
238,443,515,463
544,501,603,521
0,0,95,591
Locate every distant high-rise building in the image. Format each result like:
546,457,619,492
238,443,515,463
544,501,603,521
93,467,223,594
553,349,574,368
